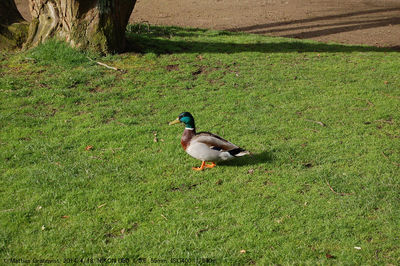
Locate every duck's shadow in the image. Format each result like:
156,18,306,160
219,150,273,167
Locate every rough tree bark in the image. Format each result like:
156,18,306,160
0,0,29,50
1,0,136,54
25,0,137,53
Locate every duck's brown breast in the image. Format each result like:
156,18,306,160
181,128,195,150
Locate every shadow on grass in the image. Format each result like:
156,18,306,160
126,25,397,54
219,150,273,167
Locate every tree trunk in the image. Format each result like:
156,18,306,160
24,0,136,54
0,0,29,50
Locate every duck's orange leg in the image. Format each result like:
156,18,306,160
205,162,216,168
192,161,206,171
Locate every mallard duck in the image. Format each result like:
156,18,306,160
169,112,250,170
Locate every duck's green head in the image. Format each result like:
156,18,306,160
169,112,195,129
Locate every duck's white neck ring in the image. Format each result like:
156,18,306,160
185,128,194,130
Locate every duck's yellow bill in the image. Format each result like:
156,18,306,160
169,118,180,125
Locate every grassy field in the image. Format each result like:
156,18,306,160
1,24,400,264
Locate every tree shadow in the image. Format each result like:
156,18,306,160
226,7,400,33
224,7,400,50
281,17,400,39
126,30,396,54
125,5,400,53
218,150,273,167
251,17,400,37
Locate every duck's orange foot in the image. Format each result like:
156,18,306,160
192,161,206,171
192,161,216,171
205,162,216,168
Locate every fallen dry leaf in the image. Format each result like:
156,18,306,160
326,253,335,259
61,215,69,219
85,145,93,151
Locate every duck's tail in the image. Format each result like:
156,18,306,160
228,148,251,157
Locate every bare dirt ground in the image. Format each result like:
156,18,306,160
16,0,400,50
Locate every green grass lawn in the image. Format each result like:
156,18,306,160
1,25,400,264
